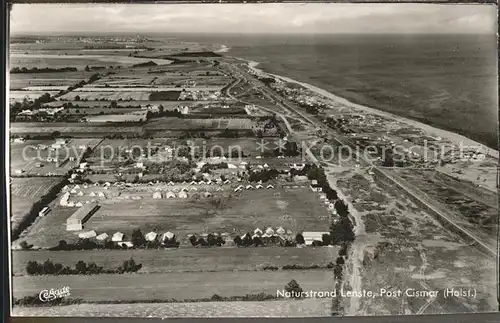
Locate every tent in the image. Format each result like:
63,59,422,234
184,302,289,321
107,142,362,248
181,187,189,192
78,230,97,239
255,184,264,189
70,189,77,194
96,233,109,241
145,232,158,241
83,184,88,189
178,191,188,199
190,187,198,192
89,192,96,197
246,185,254,190
132,196,142,200
203,192,212,198
112,232,124,242
168,181,175,186
94,183,100,187
98,192,105,197
75,202,83,207
118,241,134,248
67,201,75,207
234,187,242,192
162,231,175,241
190,181,197,185
265,227,275,235
266,184,274,189
77,191,84,196
153,191,162,199
166,191,176,198
254,228,263,235
62,185,69,191
74,185,80,190
276,227,286,235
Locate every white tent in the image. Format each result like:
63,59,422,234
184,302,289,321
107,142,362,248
246,185,254,190
85,201,90,204
77,191,84,196
234,187,242,192
168,181,175,186
181,187,189,192
198,180,205,185
178,191,188,199
98,192,106,197
94,183,100,187
262,233,271,238
89,192,96,197
132,196,142,200
254,228,263,235
112,232,124,242
118,241,134,248
263,163,269,168
265,227,275,235
62,185,69,191
286,229,293,235
266,184,274,189
162,231,175,241
78,230,97,239
70,189,77,194
190,187,198,191
255,184,264,189
96,233,109,241
104,182,111,187
83,184,88,189
153,191,162,199
276,227,286,235
252,233,260,239
203,192,212,198
224,180,231,184
74,185,80,190
67,201,75,207
75,202,83,207
145,232,158,241
166,191,176,198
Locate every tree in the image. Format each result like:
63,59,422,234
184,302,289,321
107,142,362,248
252,236,263,247
321,233,332,246
242,233,253,247
295,233,305,245
131,228,146,247
51,131,61,139
284,279,303,298
189,235,198,246
233,235,242,246
75,95,81,101
84,65,90,72
75,260,87,274
336,257,345,265
26,261,41,275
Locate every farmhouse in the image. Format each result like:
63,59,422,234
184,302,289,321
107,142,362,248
302,232,329,246
66,202,99,231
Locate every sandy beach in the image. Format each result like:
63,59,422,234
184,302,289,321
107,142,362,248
245,59,498,159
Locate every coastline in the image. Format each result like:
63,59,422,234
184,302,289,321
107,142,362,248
242,58,499,159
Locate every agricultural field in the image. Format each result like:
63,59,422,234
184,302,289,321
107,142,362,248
10,138,102,176
13,270,335,302
12,247,339,276
59,91,152,101
43,100,219,109
85,111,148,123
10,122,144,137
145,118,255,131
10,91,60,103
10,53,173,70
11,298,332,318
10,177,64,235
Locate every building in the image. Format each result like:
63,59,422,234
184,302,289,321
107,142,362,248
66,202,99,231
302,232,329,246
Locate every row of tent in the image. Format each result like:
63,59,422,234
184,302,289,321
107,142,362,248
153,191,216,199
251,227,290,237
77,230,177,244
234,184,274,192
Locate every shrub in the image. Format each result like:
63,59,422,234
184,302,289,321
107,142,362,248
284,279,303,298
295,233,305,245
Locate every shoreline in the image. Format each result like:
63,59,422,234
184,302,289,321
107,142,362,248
242,58,498,159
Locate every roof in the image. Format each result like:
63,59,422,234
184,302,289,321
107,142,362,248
67,202,99,222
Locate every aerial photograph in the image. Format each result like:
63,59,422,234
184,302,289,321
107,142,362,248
7,3,498,318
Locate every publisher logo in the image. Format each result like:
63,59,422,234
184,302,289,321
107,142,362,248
38,286,71,302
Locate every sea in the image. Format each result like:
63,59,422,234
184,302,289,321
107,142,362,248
175,33,498,149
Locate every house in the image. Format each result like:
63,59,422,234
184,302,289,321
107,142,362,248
145,232,157,242
38,206,50,217
227,164,237,169
112,232,124,242
153,191,162,199
266,184,274,189
96,233,109,241
302,232,329,246
178,191,188,199
78,230,97,239
66,202,99,231
166,191,176,198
